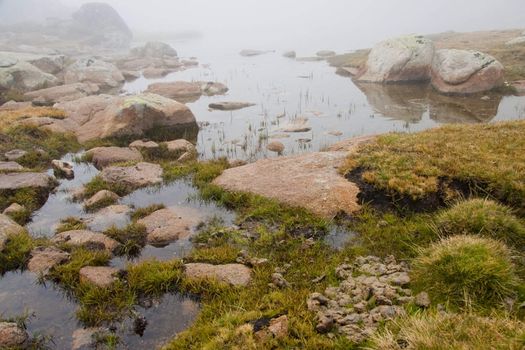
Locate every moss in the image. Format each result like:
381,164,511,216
0,230,34,274
130,204,166,222
343,121,525,210
434,198,525,249
104,223,148,257
369,312,525,350
56,217,87,233
411,235,520,310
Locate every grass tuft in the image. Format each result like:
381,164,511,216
0,231,34,274
104,223,148,257
411,235,520,310
56,217,87,233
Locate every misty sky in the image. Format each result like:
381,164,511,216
1,0,524,50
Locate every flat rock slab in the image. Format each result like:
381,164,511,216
99,162,163,190
209,102,256,111
184,263,252,286
27,246,70,275
86,147,143,169
138,207,201,246
0,214,24,251
0,172,55,190
52,230,120,253
213,151,362,218
79,266,119,287
0,161,25,172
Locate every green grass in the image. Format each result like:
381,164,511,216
411,235,520,310
127,259,184,296
0,231,35,274
56,217,87,233
434,198,525,249
343,121,525,210
369,311,525,350
104,223,148,257
130,204,166,222
82,176,132,198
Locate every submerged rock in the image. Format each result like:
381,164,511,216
283,51,296,59
85,204,132,232
138,207,200,246
209,101,256,111
86,146,143,169
213,148,367,219
64,57,125,92
239,49,269,57
72,327,111,350
0,322,29,349
99,162,163,191
356,35,434,83
279,117,311,132
431,49,504,95
79,266,120,287
27,246,70,275
184,263,252,286
52,230,120,253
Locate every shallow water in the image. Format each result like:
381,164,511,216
125,38,525,161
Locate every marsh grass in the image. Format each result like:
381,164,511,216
434,198,525,249
56,217,87,233
82,176,132,198
368,311,525,350
104,223,148,257
0,107,66,131
0,230,34,274
343,121,525,209
127,259,183,296
411,235,520,310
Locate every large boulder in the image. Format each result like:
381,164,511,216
431,49,504,95
86,146,143,169
71,2,133,49
130,42,178,58
213,144,374,218
24,83,100,105
59,93,198,143
64,57,125,92
99,162,163,191
0,59,59,92
356,35,434,83
0,214,24,251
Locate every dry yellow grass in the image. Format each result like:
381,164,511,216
344,121,525,208
0,107,66,131
368,312,525,350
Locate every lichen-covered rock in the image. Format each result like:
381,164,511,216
27,246,70,275
99,162,163,191
86,146,143,169
52,230,120,253
138,207,200,246
79,266,120,287
0,59,59,92
64,57,125,92
356,35,434,83
184,263,252,286
431,49,504,95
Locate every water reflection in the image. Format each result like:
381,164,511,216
354,82,502,124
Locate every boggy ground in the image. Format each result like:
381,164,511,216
1,119,525,349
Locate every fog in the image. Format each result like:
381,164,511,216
0,0,524,50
